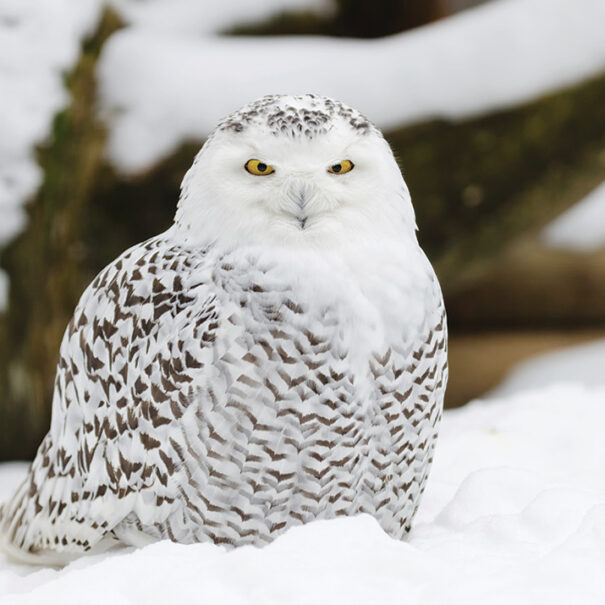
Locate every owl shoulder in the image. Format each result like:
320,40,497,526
60,234,217,359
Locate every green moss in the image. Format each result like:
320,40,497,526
225,10,329,37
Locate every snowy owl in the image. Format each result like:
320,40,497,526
0,94,447,565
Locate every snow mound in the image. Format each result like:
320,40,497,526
98,0,605,173
542,181,605,253
489,337,605,398
2,384,604,603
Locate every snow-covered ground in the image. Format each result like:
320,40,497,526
489,336,605,398
542,181,605,253
98,0,605,173
1,377,604,604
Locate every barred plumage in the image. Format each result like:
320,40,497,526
0,94,447,564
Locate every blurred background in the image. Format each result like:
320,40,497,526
1,0,604,461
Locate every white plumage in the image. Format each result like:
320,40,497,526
0,94,447,564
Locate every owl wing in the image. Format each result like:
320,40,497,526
0,235,220,564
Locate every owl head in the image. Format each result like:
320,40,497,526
174,94,417,249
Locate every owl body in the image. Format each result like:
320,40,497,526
0,95,447,564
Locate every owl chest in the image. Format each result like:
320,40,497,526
212,253,406,377
180,258,440,539
198,269,416,460
191,290,426,538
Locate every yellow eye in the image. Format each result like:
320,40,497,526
328,160,354,175
245,159,275,176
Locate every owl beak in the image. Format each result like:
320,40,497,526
286,179,313,230
295,197,308,230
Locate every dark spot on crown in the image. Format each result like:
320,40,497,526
211,94,378,141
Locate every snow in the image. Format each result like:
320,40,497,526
542,181,605,253
2,383,604,604
98,0,605,173
489,337,605,398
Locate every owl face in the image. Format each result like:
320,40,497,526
175,95,417,249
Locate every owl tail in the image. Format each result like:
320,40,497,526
0,475,52,565
0,466,121,567
0,472,79,566
0,473,62,565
